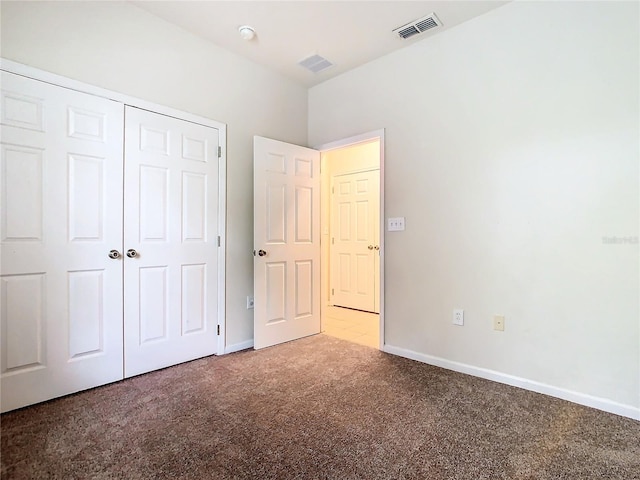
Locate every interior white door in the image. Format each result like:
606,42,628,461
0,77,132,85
330,169,380,313
123,106,220,377
253,136,320,349
1,72,124,412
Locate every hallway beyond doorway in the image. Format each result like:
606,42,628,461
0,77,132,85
322,306,379,349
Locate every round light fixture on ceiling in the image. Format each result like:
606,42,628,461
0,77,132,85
238,26,256,41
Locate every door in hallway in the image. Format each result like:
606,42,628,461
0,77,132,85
330,169,380,313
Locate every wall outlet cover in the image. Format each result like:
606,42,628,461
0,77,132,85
247,296,255,309
453,309,464,326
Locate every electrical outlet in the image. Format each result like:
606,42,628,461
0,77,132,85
387,217,405,231
246,296,254,309
453,309,464,326
493,315,505,331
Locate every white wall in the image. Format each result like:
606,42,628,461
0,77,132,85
310,1,639,414
0,1,308,348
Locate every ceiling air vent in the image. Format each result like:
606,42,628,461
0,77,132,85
298,54,333,74
393,13,442,40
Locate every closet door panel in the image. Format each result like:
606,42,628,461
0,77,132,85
123,106,219,377
0,72,124,412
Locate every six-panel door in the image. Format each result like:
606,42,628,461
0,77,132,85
253,136,321,349
0,72,125,412
123,107,220,377
330,169,380,313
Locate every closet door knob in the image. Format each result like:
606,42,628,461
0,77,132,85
126,249,139,258
368,245,374,250
374,245,380,251
108,250,121,259
258,249,267,257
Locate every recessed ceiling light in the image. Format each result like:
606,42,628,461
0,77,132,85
238,25,256,41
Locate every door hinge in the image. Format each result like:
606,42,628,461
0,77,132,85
332,237,334,245
332,186,334,194
218,146,222,158
217,325,221,336
217,236,221,247
331,288,334,296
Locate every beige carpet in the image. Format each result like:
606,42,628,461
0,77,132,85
2,334,639,479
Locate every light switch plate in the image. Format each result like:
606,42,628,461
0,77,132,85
387,217,405,231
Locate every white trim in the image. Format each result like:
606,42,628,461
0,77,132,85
225,340,254,354
2,58,228,356
332,166,380,177
315,129,385,351
216,142,227,356
314,130,384,152
383,344,640,421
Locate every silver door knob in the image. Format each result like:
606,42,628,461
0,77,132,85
258,249,267,257
368,245,374,250
108,250,121,259
126,249,138,258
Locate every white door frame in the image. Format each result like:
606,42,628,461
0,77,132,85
0,58,228,355
315,130,385,350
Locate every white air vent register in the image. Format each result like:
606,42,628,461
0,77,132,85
393,13,442,40
298,54,333,74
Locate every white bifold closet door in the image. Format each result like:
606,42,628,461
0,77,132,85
123,106,219,377
0,72,221,412
0,72,125,412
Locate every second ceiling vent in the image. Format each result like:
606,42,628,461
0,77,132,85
298,54,333,74
393,13,442,40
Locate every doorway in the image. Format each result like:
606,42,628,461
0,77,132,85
318,132,383,349
252,130,383,351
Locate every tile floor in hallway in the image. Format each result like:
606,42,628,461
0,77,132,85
322,305,379,349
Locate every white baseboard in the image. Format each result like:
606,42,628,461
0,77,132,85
224,340,254,354
383,344,640,421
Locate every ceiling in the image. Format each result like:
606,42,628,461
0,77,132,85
131,1,509,88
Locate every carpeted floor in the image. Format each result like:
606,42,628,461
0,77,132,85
2,334,639,479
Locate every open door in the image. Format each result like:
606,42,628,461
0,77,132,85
253,136,321,349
